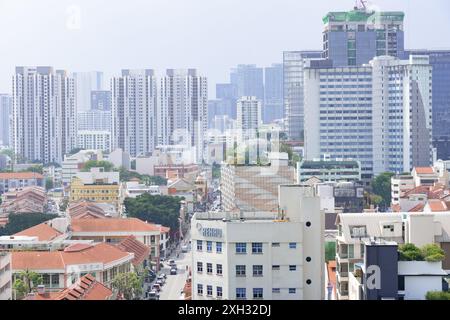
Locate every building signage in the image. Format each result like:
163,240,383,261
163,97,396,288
196,223,223,238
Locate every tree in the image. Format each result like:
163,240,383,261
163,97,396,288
280,143,301,166
13,270,43,300
426,291,450,300
212,163,221,180
81,160,114,172
371,172,395,208
141,175,167,186
119,167,142,182
421,244,445,262
111,272,143,300
59,198,69,212
45,177,54,191
124,193,181,231
0,213,58,236
398,243,424,261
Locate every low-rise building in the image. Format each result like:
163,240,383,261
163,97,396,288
191,185,324,300
0,172,44,195
297,158,361,183
62,150,103,186
124,181,161,198
0,186,48,214
70,168,121,212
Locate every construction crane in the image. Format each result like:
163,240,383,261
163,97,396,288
354,0,368,11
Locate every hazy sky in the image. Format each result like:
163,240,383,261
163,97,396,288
0,0,449,97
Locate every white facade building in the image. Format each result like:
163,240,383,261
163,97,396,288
77,110,111,132
77,130,111,152
12,66,77,164
191,185,324,300
111,69,158,157
61,150,103,186
304,55,433,181
159,69,208,163
0,252,11,300
236,96,262,141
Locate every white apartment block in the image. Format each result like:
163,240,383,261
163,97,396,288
0,252,11,300
304,55,433,181
334,212,450,300
111,69,158,157
61,150,103,186
12,66,77,164
236,96,262,141
191,185,324,300
77,110,111,131
159,69,208,163
77,130,111,152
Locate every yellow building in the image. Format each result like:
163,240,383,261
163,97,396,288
69,168,121,212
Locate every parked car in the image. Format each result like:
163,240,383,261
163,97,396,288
181,245,188,253
147,290,159,300
168,259,176,266
156,279,164,286
160,273,167,279
156,275,165,284
170,267,177,275
152,284,161,292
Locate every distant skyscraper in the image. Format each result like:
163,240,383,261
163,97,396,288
159,69,208,163
264,63,283,123
283,51,322,141
230,64,264,102
12,67,77,163
216,83,237,119
78,110,111,132
208,99,234,126
111,69,158,157
405,50,450,160
304,55,432,181
322,7,405,66
0,94,12,146
73,71,104,112
236,96,262,141
91,90,111,111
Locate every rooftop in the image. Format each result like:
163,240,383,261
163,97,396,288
323,9,404,24
0,172,44,180
14,222,62,241
71,217,162,233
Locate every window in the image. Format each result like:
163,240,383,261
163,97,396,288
253,288,263,299
289,265,297,271
207,263,213,274
236,288,246,299
236,243,247,254
272,242,280,247
216,242,222,253
289,243,297,249
207,285,213,296
197,262,203,273
217,286,223,298
207,241,212,252
253,265,263,277
252,243,263,254
236,265,246,277
216,264,223,275
289,288,296,294
197,284,203,295
272,288,280,293
272,265,280,270
197,240,203,251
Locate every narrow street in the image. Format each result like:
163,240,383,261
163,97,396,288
158,249,192,300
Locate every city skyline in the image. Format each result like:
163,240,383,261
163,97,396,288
0,0,449,96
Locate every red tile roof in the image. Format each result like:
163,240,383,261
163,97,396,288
427,199,448,212
14,222,62,241
116,235,150,266
409,203,425,212
414,167,434,174
71,217,162,233
56,274,113,300
11,242,133,270
0,172,44,179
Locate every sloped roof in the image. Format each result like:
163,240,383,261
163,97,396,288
0,172,44,179
71,218,161,233
414,167,435,174
56,274,113,300
14,222,62,241
116,235,150,266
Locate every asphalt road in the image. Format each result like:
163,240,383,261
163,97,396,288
159,249,192,300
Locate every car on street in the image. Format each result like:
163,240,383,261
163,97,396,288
168,259,176,266
170,267,177,275
152,283,161,292
156,275,165,284
156,279,164,286
181,245,188,253
146,290,159,300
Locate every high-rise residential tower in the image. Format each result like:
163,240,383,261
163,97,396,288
0,94,12,146
304,55,432,181
12,66,77,164
111,69,158,157
264,63,283,123
322,7,405,67
230,64,264,102
236,96,262,141
73,71,104,112
283,51,323,141
159,69,208,163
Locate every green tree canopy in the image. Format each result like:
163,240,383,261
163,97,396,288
421,244,445,262
399,243,445,262
13,270,43,300
111,272,143,300
371,172,395,208
45,177,54,191
0,213,58,236
426,291,450,300
124,193,181,231
81,160,115,172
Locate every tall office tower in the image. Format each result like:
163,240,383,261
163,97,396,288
111,69,158,157
73,71,104,111
322,6,404,66
283,51,323,141
0,94,12,146
405,50,450,160
230,64,264,102
208,99,234,127
91,90,111,111
264,63,283,123
159,69,208,163
12,67,77,164
215,83,237,119
236,96,262,141
77,110,111,131
304,55,432,182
